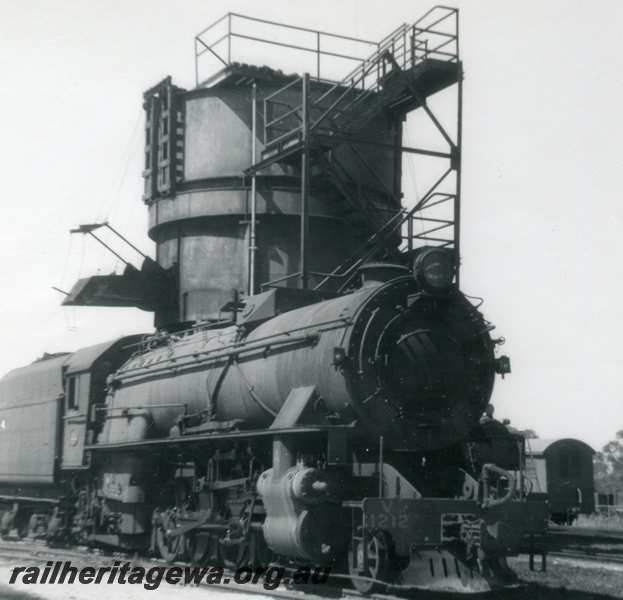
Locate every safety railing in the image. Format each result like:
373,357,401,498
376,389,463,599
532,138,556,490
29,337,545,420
262,6,458,148
404,192,456,250
204,8,461,292
311,181,457,292
194,13,379,86
412,5,460,63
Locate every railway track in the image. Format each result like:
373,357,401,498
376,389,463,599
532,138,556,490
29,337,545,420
0,540,90,564
548,525,623,541
3,534,623,600
549,549,623,566
533,525,623,568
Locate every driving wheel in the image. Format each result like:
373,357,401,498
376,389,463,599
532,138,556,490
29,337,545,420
155,511,186,563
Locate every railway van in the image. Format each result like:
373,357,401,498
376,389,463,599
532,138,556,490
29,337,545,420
525,438,595,524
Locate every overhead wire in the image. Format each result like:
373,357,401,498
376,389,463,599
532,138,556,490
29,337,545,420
56,107,143,332
98,107,144,223
60,233,76,333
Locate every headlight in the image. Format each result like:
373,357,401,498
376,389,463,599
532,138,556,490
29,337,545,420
413,247,456,293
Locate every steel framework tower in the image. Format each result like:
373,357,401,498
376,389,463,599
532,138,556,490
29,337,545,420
218,6,464,290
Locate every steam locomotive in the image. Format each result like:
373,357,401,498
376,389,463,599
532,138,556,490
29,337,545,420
0,7,548,593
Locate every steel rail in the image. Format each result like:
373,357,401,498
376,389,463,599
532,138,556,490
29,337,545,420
549,550,623,565
410,215,454,224
195,32,229,58
194,13,230,39
413,26,456,39
263,127,302,149
227,12,378,46
310,25,408,109
263,76,301,101
412,235,453,244
548,525,623,541
259,271,301,288
415,222,454,237
414,6,457,27
230,32,369,64
196,36,228,67
265,104,303,129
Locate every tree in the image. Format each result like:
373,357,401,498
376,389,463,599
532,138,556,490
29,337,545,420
594,430,623,497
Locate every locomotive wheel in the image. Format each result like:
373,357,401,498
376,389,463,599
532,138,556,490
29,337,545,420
219,526,270,569
234,529,273,568
348,530,390,593
219,530,245,569
155,513,186,563
220,499,271,569
483,556,516,583
13,511,31,540
0,509,9,539
185,532,211,565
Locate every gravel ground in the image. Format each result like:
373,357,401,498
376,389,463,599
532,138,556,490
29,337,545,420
0,588,44,600
0,553,622,600
0,556,274,600
508,556,623,599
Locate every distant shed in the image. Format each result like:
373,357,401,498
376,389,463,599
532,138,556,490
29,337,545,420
525,438,595,523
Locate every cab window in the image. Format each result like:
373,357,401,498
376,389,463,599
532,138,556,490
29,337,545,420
67,376,80,411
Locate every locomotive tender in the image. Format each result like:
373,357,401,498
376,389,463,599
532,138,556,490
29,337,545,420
0,7,548,592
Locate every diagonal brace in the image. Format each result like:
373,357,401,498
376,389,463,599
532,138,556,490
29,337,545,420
385,53,457,152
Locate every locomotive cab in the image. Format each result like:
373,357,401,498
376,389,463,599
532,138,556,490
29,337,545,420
0,335,143,538
60,336,144,469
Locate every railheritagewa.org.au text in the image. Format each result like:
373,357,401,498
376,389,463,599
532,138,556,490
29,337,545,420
9,560,330,590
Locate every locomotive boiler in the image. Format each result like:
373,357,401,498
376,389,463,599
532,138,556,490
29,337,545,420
103,263,495,452
0,6,549,593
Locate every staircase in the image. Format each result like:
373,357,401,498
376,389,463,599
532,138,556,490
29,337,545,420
245,6,462,291
255,7,459,166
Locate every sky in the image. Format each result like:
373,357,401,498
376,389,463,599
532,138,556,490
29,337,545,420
0,0,621,451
